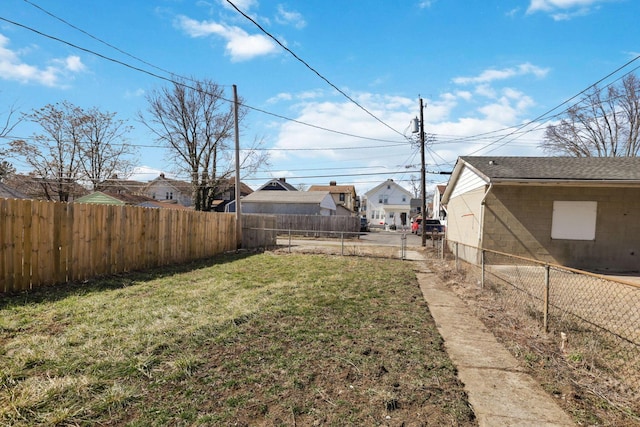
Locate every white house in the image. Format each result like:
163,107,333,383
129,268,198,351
433,184,447,221
364,179,412,229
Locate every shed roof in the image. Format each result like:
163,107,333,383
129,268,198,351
460,156,640,181
242,191,332,204
308,184,356,195
443,156,640,204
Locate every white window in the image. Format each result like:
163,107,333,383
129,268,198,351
551,201,597,240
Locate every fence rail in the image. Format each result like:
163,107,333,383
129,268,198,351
448,240,640,389
1,198,238,293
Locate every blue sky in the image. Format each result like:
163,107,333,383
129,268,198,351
1,0,639,195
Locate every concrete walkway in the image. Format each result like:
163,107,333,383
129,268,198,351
415,265,575,426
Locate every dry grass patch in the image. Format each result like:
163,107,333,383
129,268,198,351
426,254,640,426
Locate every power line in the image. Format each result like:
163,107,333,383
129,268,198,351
0,15,407,146
224,0,408,140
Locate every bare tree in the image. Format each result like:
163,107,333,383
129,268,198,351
0,102,20,139
9,102,136,201
78,107,136,191
0,160,15,182
409,174,420,198
10,102,83,201
140,78,268,211
541,73,640,157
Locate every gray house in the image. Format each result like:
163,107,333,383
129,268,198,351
442,156,640,273
240,191,336,215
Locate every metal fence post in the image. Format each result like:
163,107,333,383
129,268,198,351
543,264,550,333
481,249,485,289
401,233,407,260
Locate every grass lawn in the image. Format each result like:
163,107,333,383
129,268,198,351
0,252,475,426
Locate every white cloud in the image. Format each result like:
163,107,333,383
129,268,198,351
265,85,545,193
527,0,608,19
175,15,279,61
453,62,549,85
0,34,85,87
418,1,435,8
276,5,306,29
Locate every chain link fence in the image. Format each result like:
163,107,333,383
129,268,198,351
448,241,640,393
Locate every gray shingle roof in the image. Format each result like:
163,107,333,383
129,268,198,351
461,156,640,181
0,182,28,199
242,191,329,204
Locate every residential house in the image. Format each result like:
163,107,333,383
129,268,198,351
75,191,150,205
212,177,253,213
4,173,88,201
141,173,193,207
433,184,447,221
364,179,412,229
0,181,28,199
97,174,146,195
308,181,358,216
256,177,298,191
240,191,336,216
442,156,640,272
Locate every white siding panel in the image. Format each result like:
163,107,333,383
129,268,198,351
450,167,486,199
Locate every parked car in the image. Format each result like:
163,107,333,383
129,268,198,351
414,217,445,236
360,217,370,232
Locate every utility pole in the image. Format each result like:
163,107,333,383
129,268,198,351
233,84,242,249
419,97,427,247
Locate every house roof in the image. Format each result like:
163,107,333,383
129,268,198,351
460,156,640,181
217,177,254,195
142,174,192,194
75,191,155,205
364,179,413,198
0,181,28,199
256,178,298,191
308,183,356,195
242,191,332,204
443,156,640,203
98,176,146,194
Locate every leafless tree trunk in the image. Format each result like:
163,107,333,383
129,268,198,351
140,78,268,211
542,73,640,157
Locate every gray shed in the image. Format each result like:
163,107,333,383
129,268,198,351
240,191,336,215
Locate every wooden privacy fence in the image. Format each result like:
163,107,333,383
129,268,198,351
0,198,237,293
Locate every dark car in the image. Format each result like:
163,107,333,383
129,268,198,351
360,217,369,232
414,217,444,236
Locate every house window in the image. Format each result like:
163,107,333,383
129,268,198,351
402,196,406,202
166,192,173,200
551,201,597,240
339,193,345,202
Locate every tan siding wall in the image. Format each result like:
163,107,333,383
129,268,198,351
445,186,485,263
